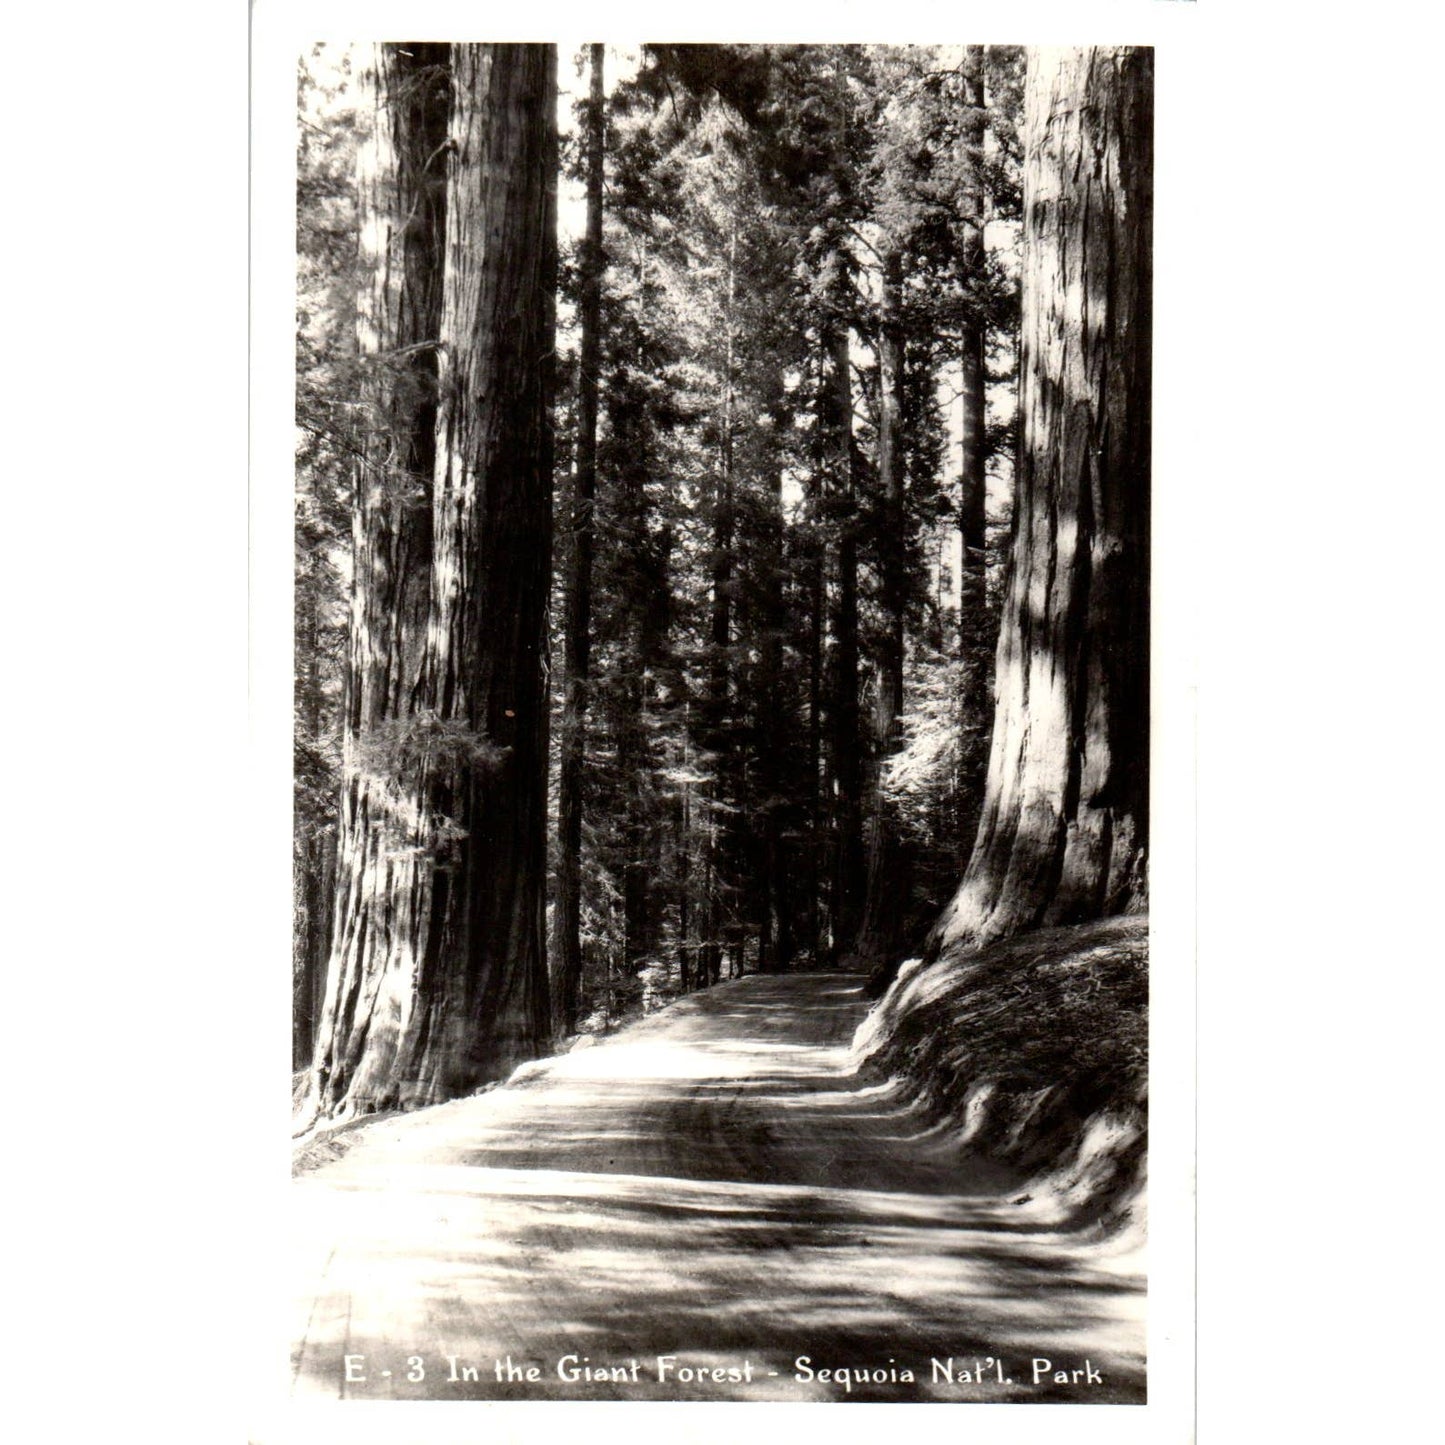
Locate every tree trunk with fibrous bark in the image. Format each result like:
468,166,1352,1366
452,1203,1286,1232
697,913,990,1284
927,45,1152,959
309,43,557,1118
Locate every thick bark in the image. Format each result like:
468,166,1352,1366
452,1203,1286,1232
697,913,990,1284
312,43,557,1116
929,46,1152,957
555,44,605,1036
306,42,449,1107
849,247,909,965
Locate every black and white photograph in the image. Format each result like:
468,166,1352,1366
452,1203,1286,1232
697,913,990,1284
17,3,1445,1443
284,31,1159,1413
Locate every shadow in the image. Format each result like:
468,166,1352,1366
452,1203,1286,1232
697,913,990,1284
290,972,1145,1404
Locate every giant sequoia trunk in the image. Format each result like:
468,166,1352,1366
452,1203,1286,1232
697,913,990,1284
304,42,448,1108
928,46,1152,957
310,43,557,1118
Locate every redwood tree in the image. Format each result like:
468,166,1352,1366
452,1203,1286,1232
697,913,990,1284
309,43,557,1117
927,45,1152,956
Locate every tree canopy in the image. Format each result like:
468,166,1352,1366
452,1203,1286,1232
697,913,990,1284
293,42,1150,1115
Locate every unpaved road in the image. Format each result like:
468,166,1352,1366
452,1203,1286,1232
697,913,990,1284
290,973,1145,1403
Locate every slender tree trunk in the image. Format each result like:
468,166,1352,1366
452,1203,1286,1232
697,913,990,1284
928,45,1152,957
826,321,865,956
849,247,909,965
956,42,993,859
797,345,827,967
621,674,655,968
756,368,793,973
804,501,824,963
678,765,693,990
699,223,738,988
555,43,604,1036
311,43,557,1116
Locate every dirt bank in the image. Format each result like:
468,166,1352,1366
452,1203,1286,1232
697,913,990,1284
853,915,1148,1236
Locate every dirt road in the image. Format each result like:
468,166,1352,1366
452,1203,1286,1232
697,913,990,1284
290,973,1145,1403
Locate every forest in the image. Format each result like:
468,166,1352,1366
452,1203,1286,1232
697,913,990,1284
292,41,1151,1127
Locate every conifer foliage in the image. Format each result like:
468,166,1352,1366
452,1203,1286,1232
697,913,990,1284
293,43,1153,1116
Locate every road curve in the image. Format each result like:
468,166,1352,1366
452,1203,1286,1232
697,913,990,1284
290,972,1145,1404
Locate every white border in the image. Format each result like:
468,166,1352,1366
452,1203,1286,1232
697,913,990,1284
17,2,1441,1442
248,5,1198,1442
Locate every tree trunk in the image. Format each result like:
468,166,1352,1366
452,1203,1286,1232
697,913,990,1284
293,824,337,1070
803,494,825,964
554,43,604,1036
620,674,656,969
699,222,738,988
755,367,793,973
826,321,865,956
928,45,1152,957
849,246,909,965
956,42,993,862
293,575,337,1070
311,43,557,1117
305,41,449,1108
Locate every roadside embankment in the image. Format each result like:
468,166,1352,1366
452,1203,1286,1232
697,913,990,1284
853,914,1148,1237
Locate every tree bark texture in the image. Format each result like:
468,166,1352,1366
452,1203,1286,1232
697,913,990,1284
293,825,336,1069
554,43,605,1035
307,42,449,1109
929,46,1151,957
312,43,557,1116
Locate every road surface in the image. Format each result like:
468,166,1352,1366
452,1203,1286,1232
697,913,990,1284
290,972,1145,1403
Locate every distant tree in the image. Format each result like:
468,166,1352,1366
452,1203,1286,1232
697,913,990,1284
308,43,557,1117
297,43,1051,1050
952,43,994,861
927,46,1152,956
555,44,606,1036
846,233,909,967
293,44,362,1067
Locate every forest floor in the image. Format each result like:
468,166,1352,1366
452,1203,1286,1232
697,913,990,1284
288,968,1145,1404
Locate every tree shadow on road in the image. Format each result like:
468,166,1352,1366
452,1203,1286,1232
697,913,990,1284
291,974,1145,1404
